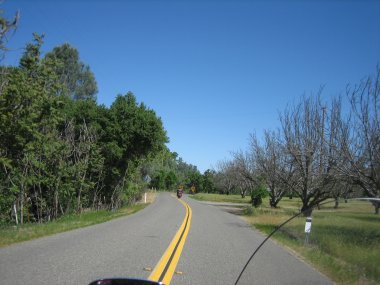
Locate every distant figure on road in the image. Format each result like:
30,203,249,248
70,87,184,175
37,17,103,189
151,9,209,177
177,186,183,199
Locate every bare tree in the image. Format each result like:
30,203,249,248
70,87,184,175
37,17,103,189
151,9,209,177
321,97,352,209
233,151,259,198
280,94,338,215
232,150,257,185
0,9,19,97
250,130,294,207
0,9,19,59
237,176,255,199
338,68,380,213
215,160,237,195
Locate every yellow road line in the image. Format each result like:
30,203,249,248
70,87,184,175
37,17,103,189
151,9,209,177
149,198,192,285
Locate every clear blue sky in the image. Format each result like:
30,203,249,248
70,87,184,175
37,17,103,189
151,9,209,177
2,0,380,173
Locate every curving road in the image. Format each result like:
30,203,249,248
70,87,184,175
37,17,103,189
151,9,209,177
0,192,331,285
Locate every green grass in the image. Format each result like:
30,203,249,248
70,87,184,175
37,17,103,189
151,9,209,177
245,199,380,285
190,193,251,203
0,203,148,248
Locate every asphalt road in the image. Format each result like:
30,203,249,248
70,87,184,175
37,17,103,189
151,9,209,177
0,193,332,285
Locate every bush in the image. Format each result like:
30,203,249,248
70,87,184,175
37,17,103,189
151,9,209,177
244,205,255,216
121,182,142,205
251,183,268,208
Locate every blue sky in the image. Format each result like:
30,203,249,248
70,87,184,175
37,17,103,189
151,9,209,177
2,0,380,173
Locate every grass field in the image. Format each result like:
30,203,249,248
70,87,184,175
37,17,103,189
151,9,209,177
191,193,380,285
0,192,155,248
190,192,251,203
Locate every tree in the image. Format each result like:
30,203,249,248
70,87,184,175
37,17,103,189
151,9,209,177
43,43,98,100
202,169,216,193
338,68,380,213
102,92,167,207
250,180,268,207
232,150,261,198
186,170,203,192
144,148,201,193
108,93,167,162
0,33,172,223
165,171,177,190
250,130,292,207
150,170,166,190
215,160,238,195
0,34,64,223
0,7,19,98
0,8,19,59
280,94,339,215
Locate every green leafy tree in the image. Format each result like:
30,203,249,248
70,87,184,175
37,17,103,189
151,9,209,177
144,148,199,192
0,34,64,223
102,92,167,207
186,171,203,192
151,170,167,190
165,171,177,190
202,169,216,193
0,32,171,223
43,43,98,100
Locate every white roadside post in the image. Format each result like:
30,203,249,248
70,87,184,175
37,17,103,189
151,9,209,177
13,203,18,225
144,192,147,204
304,217,312,244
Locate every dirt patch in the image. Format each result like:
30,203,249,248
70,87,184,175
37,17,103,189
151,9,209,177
203,202,248,216
137,191,157,204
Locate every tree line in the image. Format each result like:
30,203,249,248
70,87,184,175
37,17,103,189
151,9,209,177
0,30,200,224
142,149,203,191
201,69,380,215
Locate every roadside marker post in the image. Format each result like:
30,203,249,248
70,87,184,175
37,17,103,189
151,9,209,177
304,217,312,245
13,203,18,225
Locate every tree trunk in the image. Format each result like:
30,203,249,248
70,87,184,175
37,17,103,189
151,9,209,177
270,198,279,208
92,192,98,209
301,204,313,217
334,197,339,209
20,189,24,225
34,187,40,223
76,171,87,213
54,189,58,219
372,201,380,214
13,201,18,225
76,192,81,214
38,182,43,222
65,199,71,214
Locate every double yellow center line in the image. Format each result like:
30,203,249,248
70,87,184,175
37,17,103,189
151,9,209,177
148,198,192,285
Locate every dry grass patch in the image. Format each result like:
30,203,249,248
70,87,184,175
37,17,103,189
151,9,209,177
136,190,157,204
